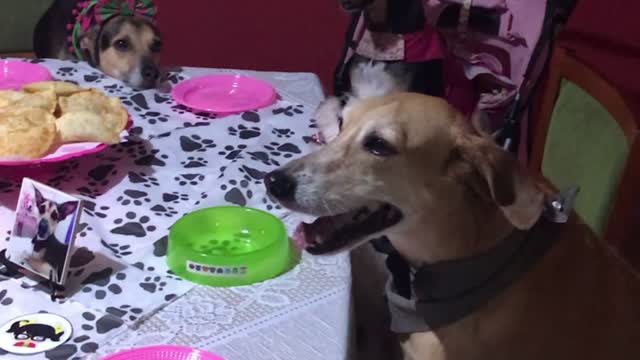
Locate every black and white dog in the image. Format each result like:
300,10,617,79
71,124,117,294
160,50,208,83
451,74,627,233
25,189,78,282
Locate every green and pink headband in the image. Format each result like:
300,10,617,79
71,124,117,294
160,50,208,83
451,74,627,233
67,0,157,61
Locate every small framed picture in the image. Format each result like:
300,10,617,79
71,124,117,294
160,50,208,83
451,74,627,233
6,178,82,285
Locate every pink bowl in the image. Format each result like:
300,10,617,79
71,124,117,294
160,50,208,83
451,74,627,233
101,345,225,360
0,60,53,90
172,74,277,114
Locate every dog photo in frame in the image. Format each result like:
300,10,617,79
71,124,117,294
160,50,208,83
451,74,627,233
7,178,82,285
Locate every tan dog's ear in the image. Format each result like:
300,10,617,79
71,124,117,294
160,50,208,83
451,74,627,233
454,134,544,230
79,27,100,66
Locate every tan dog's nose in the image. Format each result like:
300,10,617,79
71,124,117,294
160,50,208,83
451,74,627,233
264,170,297,201
142,64,159,82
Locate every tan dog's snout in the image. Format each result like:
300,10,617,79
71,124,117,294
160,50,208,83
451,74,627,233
264,170,297,203
140,57,160,85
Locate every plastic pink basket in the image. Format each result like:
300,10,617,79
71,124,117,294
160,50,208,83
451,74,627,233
101,345,225,360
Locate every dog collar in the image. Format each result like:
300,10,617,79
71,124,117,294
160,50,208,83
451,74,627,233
67,0,157,62
377,187,579,334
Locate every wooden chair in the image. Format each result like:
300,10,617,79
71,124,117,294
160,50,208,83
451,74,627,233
530,47,640,265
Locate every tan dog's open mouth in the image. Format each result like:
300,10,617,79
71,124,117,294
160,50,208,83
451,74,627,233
293,202,403,254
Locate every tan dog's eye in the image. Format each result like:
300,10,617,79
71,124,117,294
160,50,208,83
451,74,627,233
114,39,130,52
363,134,398,157
151,39,162,53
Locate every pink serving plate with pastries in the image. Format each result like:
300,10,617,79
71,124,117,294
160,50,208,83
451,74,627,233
0,118,133,167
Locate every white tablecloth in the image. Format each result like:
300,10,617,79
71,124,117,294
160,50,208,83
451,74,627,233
0,59,352,360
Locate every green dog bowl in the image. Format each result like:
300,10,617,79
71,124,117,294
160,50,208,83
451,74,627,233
167,206,291,287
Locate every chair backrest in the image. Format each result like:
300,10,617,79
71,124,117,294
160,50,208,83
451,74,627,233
0,1,52,56
531,47,640,263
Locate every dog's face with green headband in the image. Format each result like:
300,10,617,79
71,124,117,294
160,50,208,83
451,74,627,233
69,0,162,89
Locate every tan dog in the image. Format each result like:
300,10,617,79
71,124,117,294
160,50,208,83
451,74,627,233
265,92,640,359
34,0,162,89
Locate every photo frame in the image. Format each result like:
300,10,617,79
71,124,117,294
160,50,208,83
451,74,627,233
6,178,83,285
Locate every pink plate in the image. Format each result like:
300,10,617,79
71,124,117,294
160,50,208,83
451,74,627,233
0,60,53,90
172,74,277,113
101,345,225,360
0,118,132,167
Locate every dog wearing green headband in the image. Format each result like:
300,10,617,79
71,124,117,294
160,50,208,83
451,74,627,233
34,0,162,89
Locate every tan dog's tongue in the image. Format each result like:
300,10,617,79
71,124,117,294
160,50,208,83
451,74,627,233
293,223,309,250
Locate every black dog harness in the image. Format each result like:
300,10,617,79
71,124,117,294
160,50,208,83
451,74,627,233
373,187,579,333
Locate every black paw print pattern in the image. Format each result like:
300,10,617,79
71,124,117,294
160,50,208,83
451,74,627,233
128,172,160,188
241,111,261,123
171,104,190,115
133,261,157,272
264,141,302,159
81,268,128,299
134,149,169,167
106,305,145,322
246,150,279,166
84,72,106,83
0,289,13,306
272,128,295,138
103,83,128,95
273,104,304,116
101,240,133,258
80,311,124,334
111,212,157,238
182,121,212,128
220,179,254,206
139,276,167,293
162,192,189,204
181,156,208,168
193,192,209,207
121,93,150,112
228,124,261,139
152,236,168,257
261,196,283,211
77,185,103,199
113,141,148,160
180,135,216,152
116,189,152,206
239,165,266,185
193,111,217,120
153,93,174,105
82,201,109,219
76,223,96,239
44,311,123,359
56,67,78,77
174,173,205,186
47,160,79,187
218,144,247,160
140,111,170,125
151,204,179,217
128,125,144,136
86,164,118,187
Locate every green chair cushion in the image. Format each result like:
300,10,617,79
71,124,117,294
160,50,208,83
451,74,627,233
542,79,628,236
0,1,53,53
